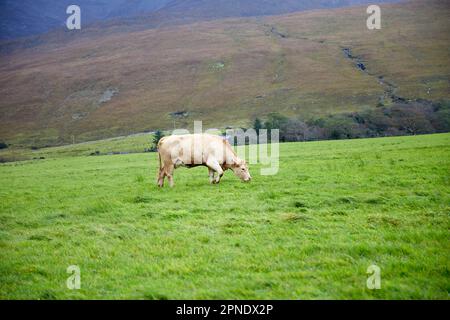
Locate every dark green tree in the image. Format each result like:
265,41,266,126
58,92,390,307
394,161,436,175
264,112,288,131
151,130,164,151
253,117,263,135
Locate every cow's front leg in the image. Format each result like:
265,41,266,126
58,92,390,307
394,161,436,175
208,168,215,184
206,159,223,184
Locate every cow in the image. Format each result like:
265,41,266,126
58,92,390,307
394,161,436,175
157,133,251,187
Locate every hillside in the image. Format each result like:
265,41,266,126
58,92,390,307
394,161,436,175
0,0,449,147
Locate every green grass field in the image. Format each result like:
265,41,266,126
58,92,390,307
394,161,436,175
0,132,154,163
0,133,449,299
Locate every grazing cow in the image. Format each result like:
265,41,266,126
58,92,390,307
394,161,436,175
157,133,251,187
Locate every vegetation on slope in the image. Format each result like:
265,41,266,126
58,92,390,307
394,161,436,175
254,99,450,142
0,0,449,147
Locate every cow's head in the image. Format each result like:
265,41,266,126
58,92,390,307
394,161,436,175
232,159,251,182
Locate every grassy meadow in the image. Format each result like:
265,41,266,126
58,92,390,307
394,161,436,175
0,133,449,299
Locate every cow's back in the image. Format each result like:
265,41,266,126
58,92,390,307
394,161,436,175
159,134,231,166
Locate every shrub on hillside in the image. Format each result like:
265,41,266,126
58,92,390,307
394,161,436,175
360,108,396,136
264,113,288,131
317,115,366,140
280,119,310,142
388,104,435,135
430,100,450,132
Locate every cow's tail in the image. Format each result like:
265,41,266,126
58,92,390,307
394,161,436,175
157,137,165,170
158,150,162,170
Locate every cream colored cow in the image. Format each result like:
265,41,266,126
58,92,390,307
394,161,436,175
157,134,251,187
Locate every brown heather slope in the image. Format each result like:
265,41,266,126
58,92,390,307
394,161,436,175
0,0,449,147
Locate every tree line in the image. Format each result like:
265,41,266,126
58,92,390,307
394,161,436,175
252,100,450,142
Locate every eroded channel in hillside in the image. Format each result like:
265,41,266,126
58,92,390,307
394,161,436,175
260,23,433,109
341,47,411,107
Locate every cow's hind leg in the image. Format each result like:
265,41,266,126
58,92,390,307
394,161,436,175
157,151,166,187
157,168,165,187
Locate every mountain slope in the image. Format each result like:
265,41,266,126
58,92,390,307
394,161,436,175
0,0,172,40
108,0,172,18
0,0,397,39
0,0,449,146
156,0,396,18
90,0,400,34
